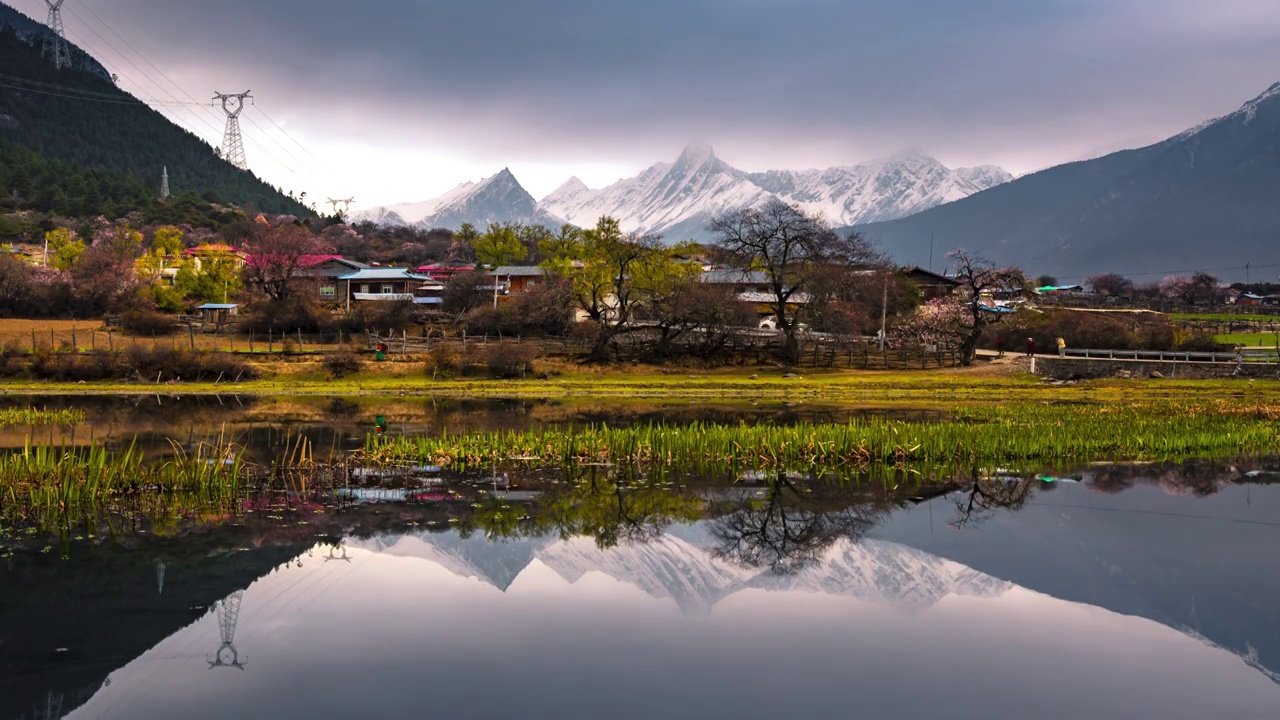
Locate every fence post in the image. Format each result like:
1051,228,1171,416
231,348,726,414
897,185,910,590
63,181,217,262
108,330,114,353
71,325,77,352
189,323,196,351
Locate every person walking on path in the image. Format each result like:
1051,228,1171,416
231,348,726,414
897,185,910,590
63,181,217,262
1026,337,1036,357
1057,337,1066,357
996,335,1005,357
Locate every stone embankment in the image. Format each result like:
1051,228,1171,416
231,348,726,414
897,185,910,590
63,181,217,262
1033,357,1280,380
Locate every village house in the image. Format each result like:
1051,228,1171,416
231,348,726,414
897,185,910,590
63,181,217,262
699,268,773,295
291,255,369,302
417,259,476,281
900,267,960,300
337,267,429,309
490,266,548,294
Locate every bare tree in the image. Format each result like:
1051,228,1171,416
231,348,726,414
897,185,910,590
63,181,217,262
1085,273,1135,298
709,200,881,364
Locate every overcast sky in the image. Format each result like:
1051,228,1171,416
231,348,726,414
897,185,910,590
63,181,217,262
16,0,1280,208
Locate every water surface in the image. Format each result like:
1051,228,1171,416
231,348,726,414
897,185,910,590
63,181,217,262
4,463,1277,720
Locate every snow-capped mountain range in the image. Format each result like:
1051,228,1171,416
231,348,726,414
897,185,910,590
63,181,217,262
352,146,1011,242
349,528,1011,616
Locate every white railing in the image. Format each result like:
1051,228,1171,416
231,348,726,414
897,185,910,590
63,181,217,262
1061,348,1278,363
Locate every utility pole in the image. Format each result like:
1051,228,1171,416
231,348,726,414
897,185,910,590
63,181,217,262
879,276,888,351
213,91,252,171
160,166,170,199
41,1,71,70
1245,262,1250,285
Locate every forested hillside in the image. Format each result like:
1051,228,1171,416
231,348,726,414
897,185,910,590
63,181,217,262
0,141,248,235
0,15,310,217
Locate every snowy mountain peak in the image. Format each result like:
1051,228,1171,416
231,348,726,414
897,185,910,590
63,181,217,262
541,176,591,205
1179,80,1280,139
676,143,717,165
352,529,1010,616
415,167,563,230
1237,80,1280,123
367,147,1010,239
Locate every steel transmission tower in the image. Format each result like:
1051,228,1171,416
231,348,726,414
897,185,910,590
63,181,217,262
325,197,356,216
213,91,253,171
41,1,72,70
207,590,246,670
160,166,170,198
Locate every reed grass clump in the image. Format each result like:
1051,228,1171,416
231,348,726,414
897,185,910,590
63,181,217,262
364,401,1280,470
0,441,247,528
0,407,86,427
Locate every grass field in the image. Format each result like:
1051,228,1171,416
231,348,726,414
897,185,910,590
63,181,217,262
1213,332,1280,347
2,356,1279,405
1172,313,1280,322
0,318,347,354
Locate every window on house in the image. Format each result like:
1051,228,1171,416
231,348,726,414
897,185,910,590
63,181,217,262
360,284,370,294
320,285,336,298
381,285,394,294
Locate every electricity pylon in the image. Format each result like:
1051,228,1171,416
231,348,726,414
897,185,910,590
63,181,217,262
41,1,71,70
207,590,246,670
213,91,252,171
326,197,356,216
160,166,170,199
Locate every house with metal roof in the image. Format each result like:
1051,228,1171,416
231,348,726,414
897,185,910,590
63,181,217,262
338,267,430,307
489,265,548,294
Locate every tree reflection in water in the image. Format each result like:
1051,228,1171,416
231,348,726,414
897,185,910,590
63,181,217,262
950,470,1036,530
709,472,889,575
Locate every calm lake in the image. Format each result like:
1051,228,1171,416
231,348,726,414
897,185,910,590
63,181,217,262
2,396,1278,719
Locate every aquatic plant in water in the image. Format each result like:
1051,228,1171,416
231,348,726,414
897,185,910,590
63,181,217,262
0,407,86,427
363,402,1280,470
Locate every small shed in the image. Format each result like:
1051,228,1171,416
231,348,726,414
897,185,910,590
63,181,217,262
196,303,239,324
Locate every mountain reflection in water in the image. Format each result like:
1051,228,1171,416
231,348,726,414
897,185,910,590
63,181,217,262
4,466,1278,720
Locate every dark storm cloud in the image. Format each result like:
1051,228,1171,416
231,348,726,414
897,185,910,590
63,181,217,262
28,0,1280,170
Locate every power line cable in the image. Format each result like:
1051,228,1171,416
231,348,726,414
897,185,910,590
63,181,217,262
75,1,316,184
65,2,307,185
242,113,322,177
254,104,336,174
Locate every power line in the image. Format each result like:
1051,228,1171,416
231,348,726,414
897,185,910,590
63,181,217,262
0,72,198,105
0,78,151,104
255,105,336,174
242,113,322,176
74,3,326,180
67,2,309,185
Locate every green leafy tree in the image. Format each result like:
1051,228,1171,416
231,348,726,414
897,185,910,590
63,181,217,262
473,222,528,268
175,250,243,304
45,227,85,271
542,216,691,361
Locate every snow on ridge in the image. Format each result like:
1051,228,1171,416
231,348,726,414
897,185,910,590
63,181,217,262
1177,80,1280,140
354,530,1010,616
367,146,1010,238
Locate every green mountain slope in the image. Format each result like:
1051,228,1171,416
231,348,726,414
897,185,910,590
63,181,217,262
0,5,310,217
